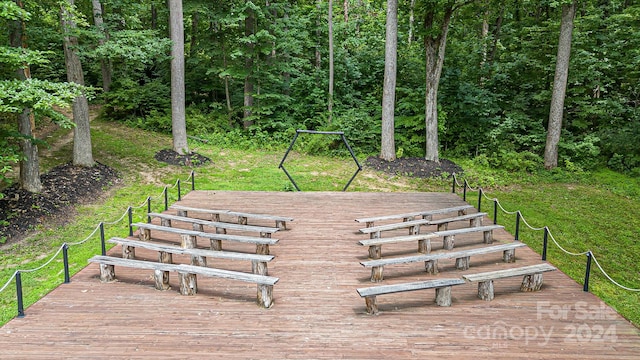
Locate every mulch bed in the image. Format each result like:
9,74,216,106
364,156,463,178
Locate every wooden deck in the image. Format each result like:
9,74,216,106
1,191,639,359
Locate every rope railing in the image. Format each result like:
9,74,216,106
0,170,196,319
452,173,640,293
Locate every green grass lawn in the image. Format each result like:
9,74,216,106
0,119,638,328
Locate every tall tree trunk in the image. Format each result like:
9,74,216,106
544,0,577,169
344,0,349,22
315,0,321,69
92,0,112,92
380,0,398,161
61,0,94,167
190,12,199,57
328,0,334,123
423,7,454,163
10,1,41,192
243,8,255,128
408,0,416,45
169,0,189,155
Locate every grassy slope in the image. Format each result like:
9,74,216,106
0,119,638,328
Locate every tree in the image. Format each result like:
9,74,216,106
168,0,189,155
380,0,398,161
92,0,112,92
423,1,474,162
328,0,334,123
61,0,94,167
544,0,577,169
243,5,255,129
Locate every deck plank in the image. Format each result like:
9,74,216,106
0,191,638,359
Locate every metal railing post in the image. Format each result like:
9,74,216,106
100,222,106,256
542,227,549,261
583,251,592,292
493,199,498,225
147,197,152,223
452,174,456,193
177,180,182,201
164,186,168,211
128,207,133,236
191,170,195,191
463,180,468,201
63,244,70,284
515,211,521,241
16,271,24,318
477,188,483,212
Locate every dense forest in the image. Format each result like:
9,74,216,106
1,0,639,192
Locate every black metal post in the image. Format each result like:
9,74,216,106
515,211,521,241
463,180,468,201
493,199,498,225
477,188,483,212
178,180,182,201
584,251,592,292
100,222,106,256
16,271,24,318
147,197,151,223
128,207,133,236
164,186,168,211
191,170,195,190
452,174,456,193
63,243,70,284
542,227,549,261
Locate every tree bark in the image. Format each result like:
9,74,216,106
61,0,94,167
243,8,255,128
92,0,112,92
380,0,398,161
544,1,576,169
10,1,42,193
169,0,189,155
408,0,416,45
328,0,334,124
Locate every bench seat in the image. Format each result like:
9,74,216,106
358,234,437,259
428,212,487,231
361,242,527,282
355,205,474,227
108,237,274,275
356,278,466,314
358,219,430,239
170,205,294,229
462,263,557,301
433,224,504,250
130,222,279,255
147,212,279,236
88,255,278,308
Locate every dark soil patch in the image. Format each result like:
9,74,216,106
154,149,211,167
365,157,463,179
0,163,120,244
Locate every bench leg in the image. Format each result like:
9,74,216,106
455,256,470,270
418,239,431,254
364,296,378,315
159,251,173,264
253,261,268,276
410,224,420,235
238,216,248,225
435,286,453,306
422,215,433,221
181,234,197,249
503,249,516,263
139,228,151,241
154,269,170,290
210,239,222,251
256,244,270,255
275,220,286,230
371,266,383,282
177,210,187,217
458,209,468,216
122,245,135,260
190,255,206,267
521,273,544,292
483,230,493,244
470,217,482,227
477,280,495,301
192,223,204,232
437,223,448,231
257,284,274,308
178,272,197,295
443,235,455,250
99,264,115,282
425,260,438,275
216,227,227,235
370,231,381,240
161,218,172,227
369,245,381,260
212,214,220,222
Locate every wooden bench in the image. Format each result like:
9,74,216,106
361,242,527,282
108,237,274,275
170,205,294,230
356,278,466,314
88,255,279,308
355,205,474,227
428,212,487,231
433,224,504,250
130,222,279,255
358,219,430,239
147,212,279,237
358,234,438,259
462,263,557,301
